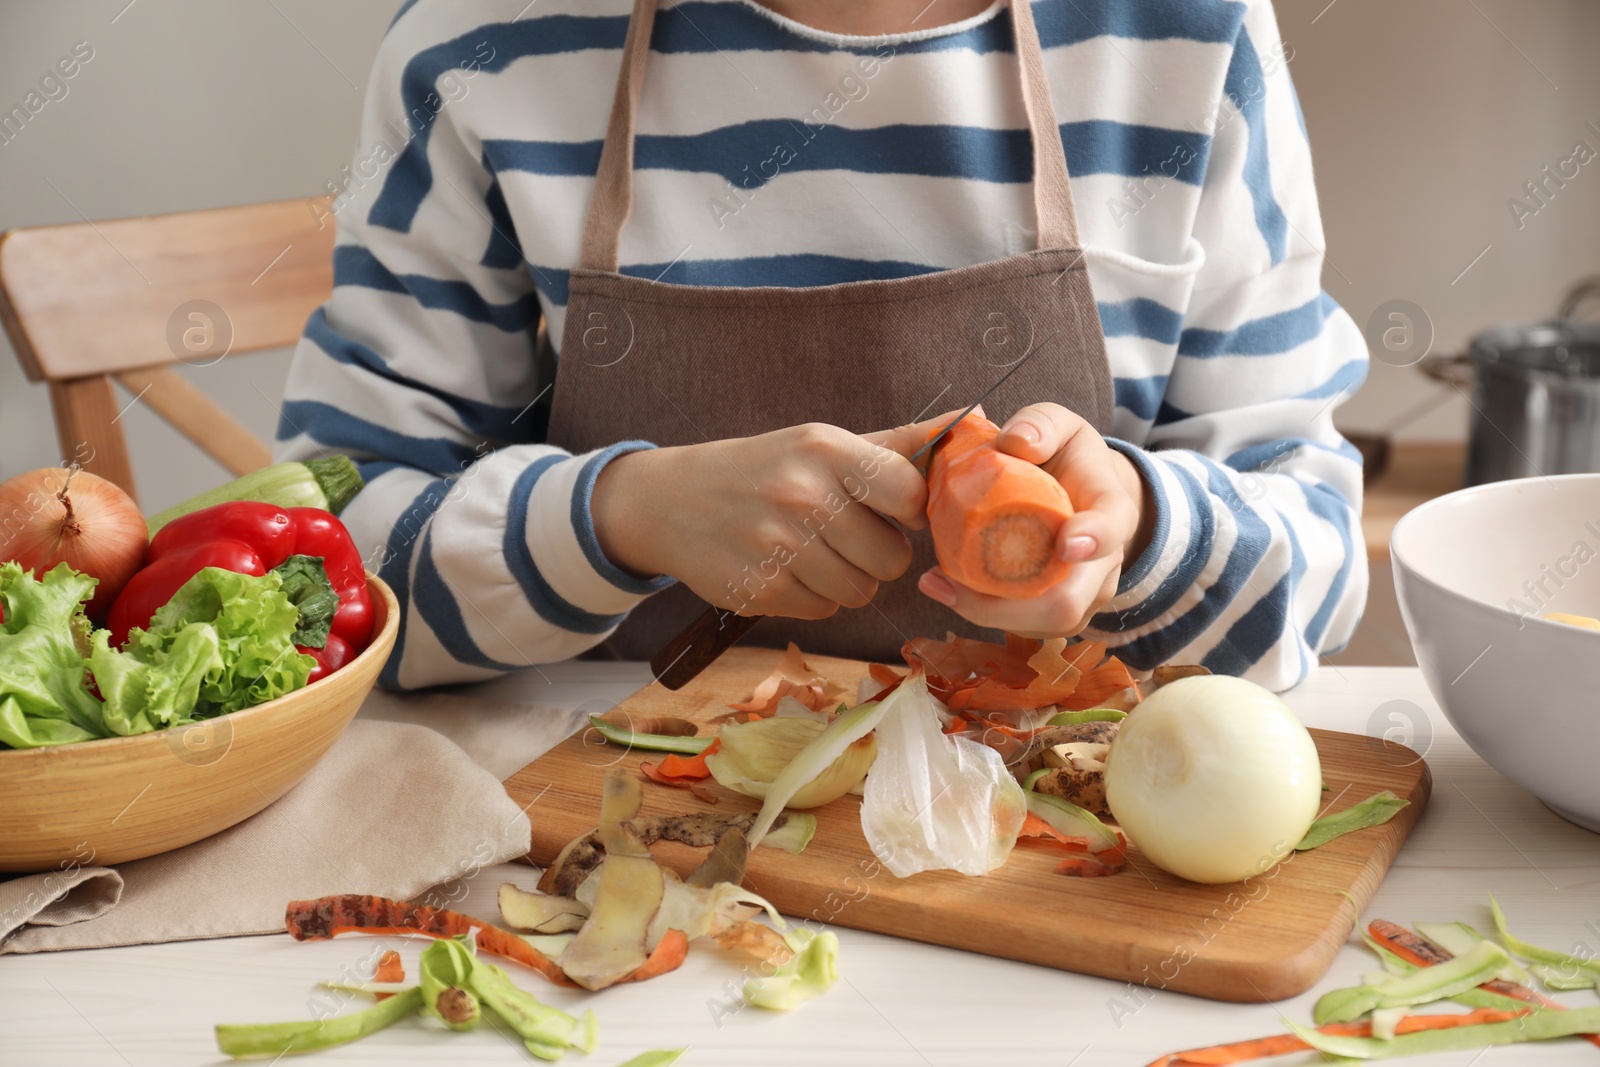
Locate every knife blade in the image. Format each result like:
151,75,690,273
649,328,1061,690
907,327,1059,469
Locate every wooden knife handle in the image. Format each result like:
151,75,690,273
650,603,763,690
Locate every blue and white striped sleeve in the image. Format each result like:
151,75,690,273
1084,0,1368,691
273,24,670,690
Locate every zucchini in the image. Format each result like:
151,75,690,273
147,456,363,533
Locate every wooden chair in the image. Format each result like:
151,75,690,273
0,197,336,507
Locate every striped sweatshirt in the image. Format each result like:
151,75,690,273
276,0,1369,692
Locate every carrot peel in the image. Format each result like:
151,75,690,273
727,643,847,715
903,632,1133,713
285,894,577,987
372,949,403,1000
1146,1008,1534,1067
641,760,719,803
622,929,689,983
657,741,718,778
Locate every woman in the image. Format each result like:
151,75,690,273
278,0,1367,692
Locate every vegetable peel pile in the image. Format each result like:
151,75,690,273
594,634,1407,888
216,934,599,1060
215,627,1427,1059
1145,899,1600,1065
726,642,849,718
242,770,834,1057
894,632,1138,713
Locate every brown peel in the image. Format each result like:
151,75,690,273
558,768,666,990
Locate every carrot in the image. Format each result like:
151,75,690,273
1145,1008,1532,1066
372,949,403,1000
285,895,576,987
641,761,718,804
924,415,1073,599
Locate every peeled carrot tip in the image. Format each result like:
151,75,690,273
924,416,1074,599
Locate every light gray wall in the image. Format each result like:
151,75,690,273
1281,0,1600,443
1,0,1597,514
0,0,396,512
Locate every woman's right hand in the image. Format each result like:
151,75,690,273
592,413,960,619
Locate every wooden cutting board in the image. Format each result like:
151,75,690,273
502,647,1430,1003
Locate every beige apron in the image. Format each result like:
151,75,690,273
548,0,1114,662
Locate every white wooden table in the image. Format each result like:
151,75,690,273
4,664,1600,1066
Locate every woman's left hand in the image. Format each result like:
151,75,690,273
916,403,1154,638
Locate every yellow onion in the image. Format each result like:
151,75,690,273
707,715,877,809
0,466,146,621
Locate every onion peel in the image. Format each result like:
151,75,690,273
726,642,848,717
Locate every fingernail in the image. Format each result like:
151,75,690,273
919,571,957,605
1063,535,1097,559
1009,423,1040,444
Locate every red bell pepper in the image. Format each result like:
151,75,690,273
106,503,374,677
304,633,354,684
108,503,287,645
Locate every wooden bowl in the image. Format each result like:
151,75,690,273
0,575,399,873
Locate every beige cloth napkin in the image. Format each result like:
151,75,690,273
0,718,533,953
356,688,587,780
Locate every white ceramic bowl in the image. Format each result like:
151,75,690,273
1392,473,1600,833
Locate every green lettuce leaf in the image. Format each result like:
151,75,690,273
133,566,314,718
1,562,313,748
89,624,218,736
0,562,104,749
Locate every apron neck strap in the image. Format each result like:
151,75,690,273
1008,0,1080,249
579,0,659,272
578,0,1081,272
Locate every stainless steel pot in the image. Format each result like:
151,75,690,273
1423,278,1600,486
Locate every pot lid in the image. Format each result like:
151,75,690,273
1472,319,1600,378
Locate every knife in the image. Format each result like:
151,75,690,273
649,330,1060,690
907,328,1060,470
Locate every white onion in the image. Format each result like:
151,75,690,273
1104,675,1321,884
